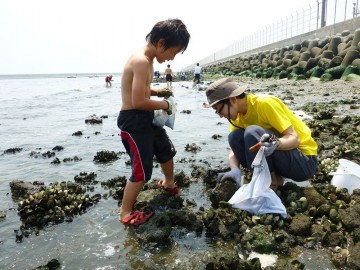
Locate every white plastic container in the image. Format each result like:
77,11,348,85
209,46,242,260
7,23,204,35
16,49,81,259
331,159,360,194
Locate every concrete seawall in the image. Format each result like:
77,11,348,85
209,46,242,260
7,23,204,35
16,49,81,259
188,16,360,70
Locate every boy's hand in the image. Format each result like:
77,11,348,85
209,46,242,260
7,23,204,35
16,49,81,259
164,96,175,115
157,88,173,98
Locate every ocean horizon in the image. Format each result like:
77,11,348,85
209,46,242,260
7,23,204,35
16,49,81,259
0,72,121,80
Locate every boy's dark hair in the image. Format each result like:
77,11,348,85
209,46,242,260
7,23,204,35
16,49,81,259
146,19,190,53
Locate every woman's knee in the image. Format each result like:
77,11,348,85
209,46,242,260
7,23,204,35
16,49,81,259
228,129,244,148
244,125,265,139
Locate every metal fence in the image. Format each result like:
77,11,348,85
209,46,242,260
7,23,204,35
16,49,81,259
184,0,360,71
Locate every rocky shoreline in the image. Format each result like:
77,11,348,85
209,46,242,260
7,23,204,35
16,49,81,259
199,28,360,82
2,77,360,269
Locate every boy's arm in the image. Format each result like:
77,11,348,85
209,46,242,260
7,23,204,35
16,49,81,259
132,59,168,111
150,89,158,96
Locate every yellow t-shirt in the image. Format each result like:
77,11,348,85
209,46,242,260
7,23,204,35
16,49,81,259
230,94,317,156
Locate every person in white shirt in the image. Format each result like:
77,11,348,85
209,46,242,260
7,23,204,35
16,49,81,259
194,63,201,84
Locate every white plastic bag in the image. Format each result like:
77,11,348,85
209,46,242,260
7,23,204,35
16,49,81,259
152,97,177,129
228,147,287,218
153,110,168,127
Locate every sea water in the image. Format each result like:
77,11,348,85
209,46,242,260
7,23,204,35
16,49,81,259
0,74,230,269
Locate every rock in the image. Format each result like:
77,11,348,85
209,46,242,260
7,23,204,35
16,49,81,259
338,204,360,230
209,178,238,208
289,213,312,236
85,114,103,124
322,231,346,247
3,147,23,154
136,212,172,247
9,180,45,200
202,249,250,270
303,187,328,208
347,242,360,269
33,258,61,270
74,172,98,185
93,150,119,163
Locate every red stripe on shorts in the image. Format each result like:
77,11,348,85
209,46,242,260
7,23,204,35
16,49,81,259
120,131,145,182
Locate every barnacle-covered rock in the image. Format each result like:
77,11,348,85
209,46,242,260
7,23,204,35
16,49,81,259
85,114,102,124
289,213,312,236
93,150,120,163
338,204,360,231
3,147,23,154
184,143,201,153
10,180,45,200
13,181,101,241
74,171,98,185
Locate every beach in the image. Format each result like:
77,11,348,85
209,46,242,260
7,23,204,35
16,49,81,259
0,74,229,269
0,74,359,269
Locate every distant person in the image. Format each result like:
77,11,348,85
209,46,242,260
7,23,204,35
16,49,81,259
165,64,174,88
153,71,160,82
117,19,190,226
180,72,186,81
105,75,113,87
194,63,201,84
153,71,160,79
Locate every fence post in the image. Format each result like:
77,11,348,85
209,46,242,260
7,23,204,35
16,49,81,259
334,0,337,26
272,23,275,43
302,9,305,34
262,28,265,47
345,0,347,20
321,0,327,27
309,5,312,31
316,0,319,29
264,28,267,47
297,11,299,36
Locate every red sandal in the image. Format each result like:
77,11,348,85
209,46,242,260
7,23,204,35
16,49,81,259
157,180,180,195
121,210,154,226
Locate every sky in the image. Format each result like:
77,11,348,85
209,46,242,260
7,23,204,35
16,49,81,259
0,0,319,75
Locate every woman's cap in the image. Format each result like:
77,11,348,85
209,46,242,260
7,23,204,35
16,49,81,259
205,78,248,107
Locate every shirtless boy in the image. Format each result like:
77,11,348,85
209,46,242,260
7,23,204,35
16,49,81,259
164,64,174,88
117,19,190,225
